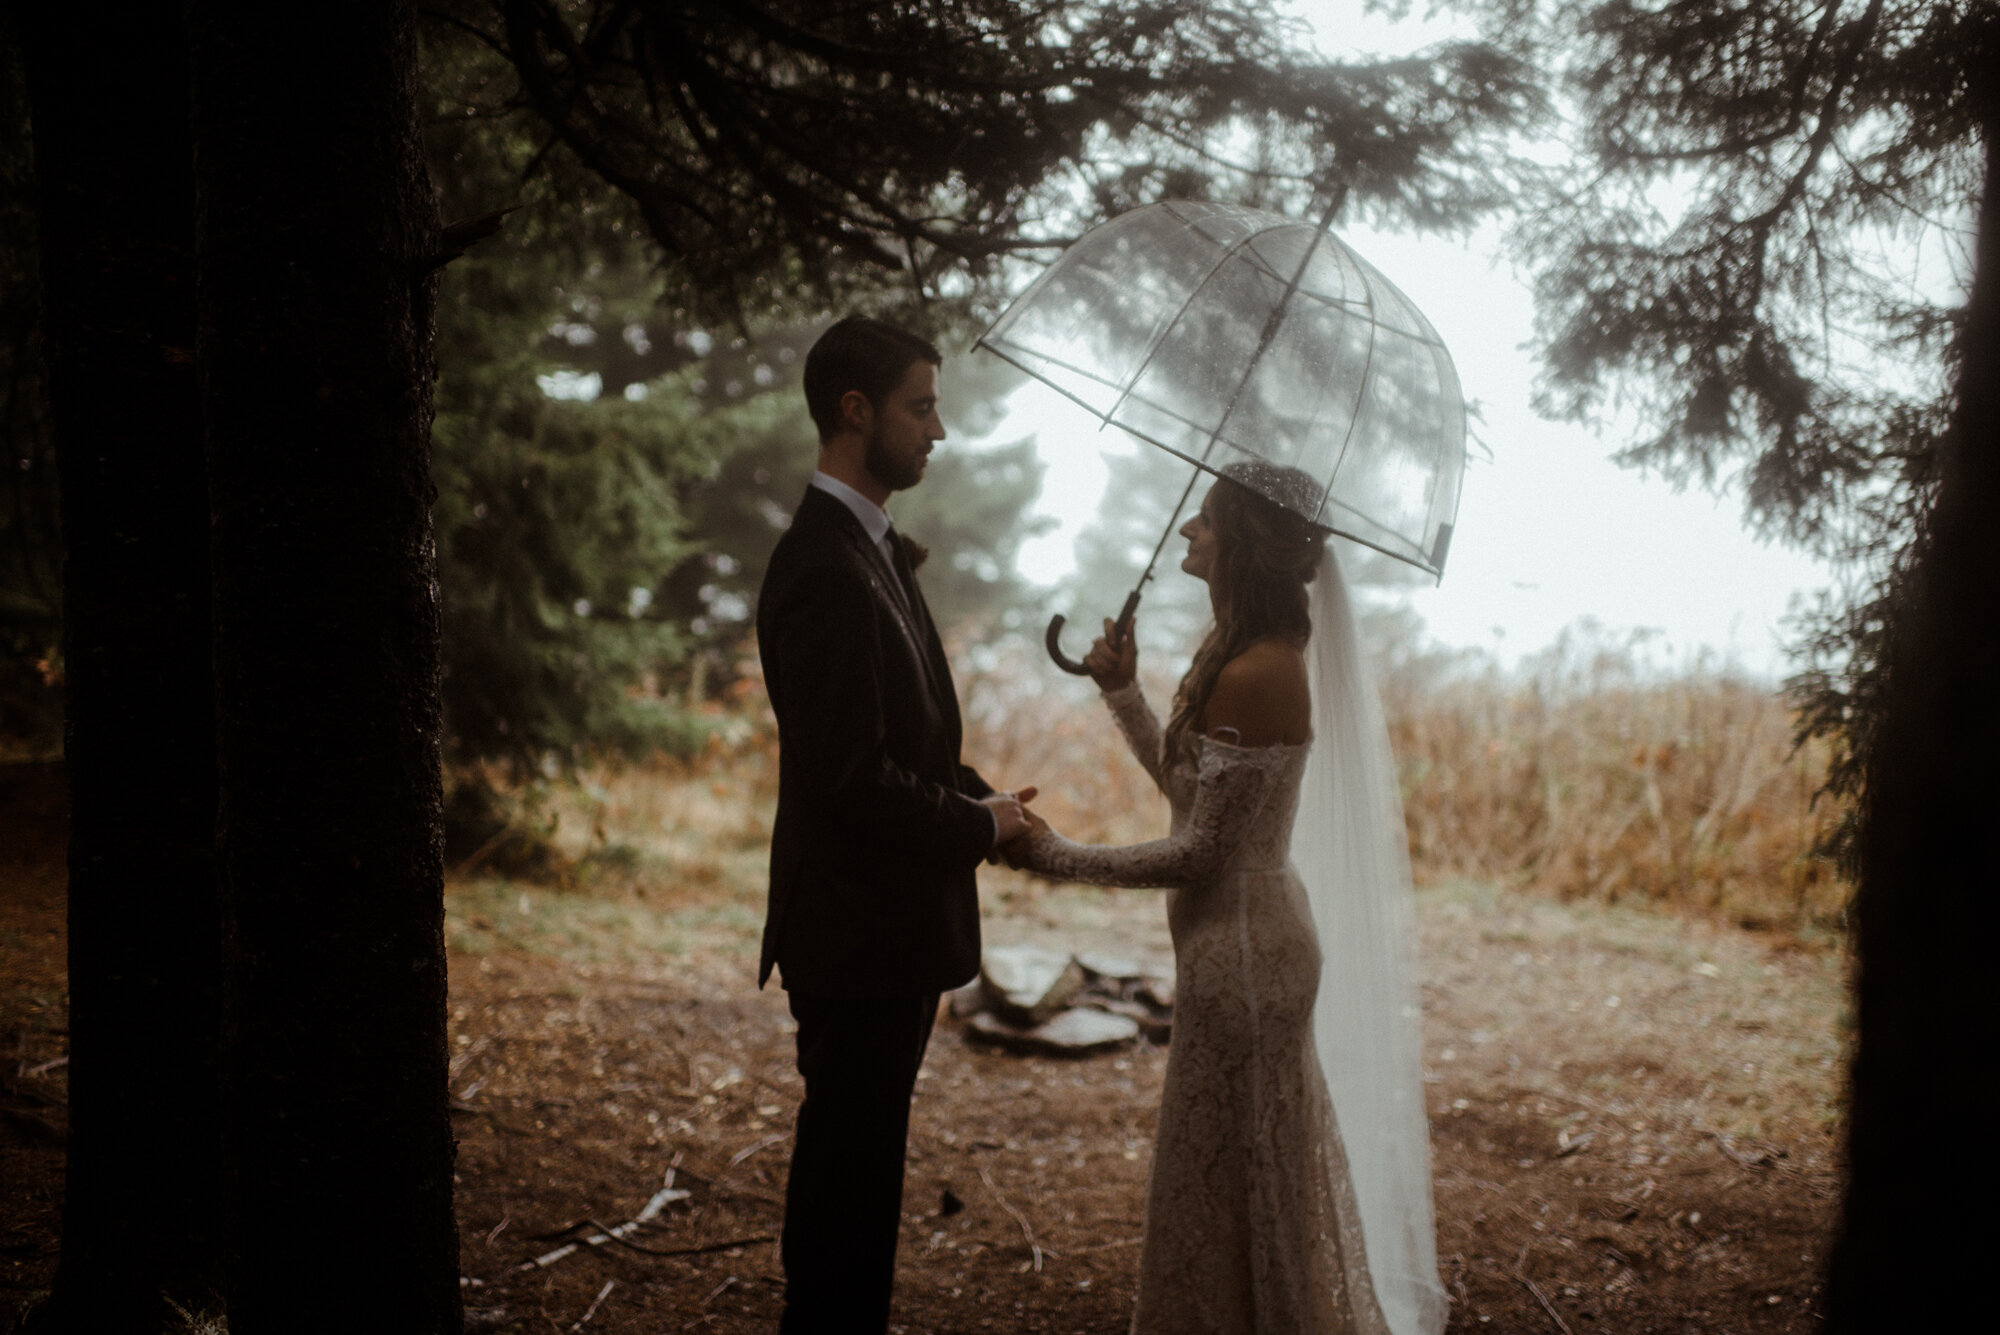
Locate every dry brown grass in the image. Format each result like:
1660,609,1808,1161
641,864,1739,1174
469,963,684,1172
953,629,1850,935
499,624,1850,940
1381,637,1849,933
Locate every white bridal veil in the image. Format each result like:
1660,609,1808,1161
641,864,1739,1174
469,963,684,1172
1295,547,1447,1335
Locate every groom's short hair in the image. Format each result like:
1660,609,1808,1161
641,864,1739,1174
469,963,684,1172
803,316,942,442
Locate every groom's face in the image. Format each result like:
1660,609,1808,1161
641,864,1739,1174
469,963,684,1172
862,359,945,493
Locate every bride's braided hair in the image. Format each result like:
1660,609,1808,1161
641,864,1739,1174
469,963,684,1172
1164,461,1327,761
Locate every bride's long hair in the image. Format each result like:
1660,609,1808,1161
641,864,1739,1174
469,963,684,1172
1164,461,1328,760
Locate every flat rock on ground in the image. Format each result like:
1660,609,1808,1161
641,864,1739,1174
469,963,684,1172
965,1007,1141,1056
979,944,1086,1026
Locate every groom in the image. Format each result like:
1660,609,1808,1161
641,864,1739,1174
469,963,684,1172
756,315,1034,1332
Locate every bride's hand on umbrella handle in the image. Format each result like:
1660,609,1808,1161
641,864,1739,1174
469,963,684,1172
1083,616,1138,691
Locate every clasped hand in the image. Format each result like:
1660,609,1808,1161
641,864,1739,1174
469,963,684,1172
978,619,1134,871
981,785,1051,869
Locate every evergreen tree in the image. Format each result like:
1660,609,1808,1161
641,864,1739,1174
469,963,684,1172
425,0,1538,701
436,0,1538,321
425,32,1053,785
1480,0,1985,826
431,239,708,770
190,0,463,1325
0,31,57,751
7,5,224,1327
1472,1,2000,1323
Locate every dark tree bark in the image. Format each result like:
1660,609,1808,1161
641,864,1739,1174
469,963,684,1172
1827,82,2000,1333
187,4,460,1329
10,3,224,1326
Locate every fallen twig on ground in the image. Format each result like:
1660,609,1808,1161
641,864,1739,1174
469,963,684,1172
662,1160,782,1208
568,1279,614,1332
977,1160,1048,1272
1711,1131,1787,1170
647,1234,775,1259
1514,1268,1576,1335
518,1179,690,1271
727,1131,788,1167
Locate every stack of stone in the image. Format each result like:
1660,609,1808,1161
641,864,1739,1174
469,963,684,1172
951,944,1173,1055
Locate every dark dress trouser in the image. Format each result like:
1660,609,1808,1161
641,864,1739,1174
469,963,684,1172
779,990,940,1334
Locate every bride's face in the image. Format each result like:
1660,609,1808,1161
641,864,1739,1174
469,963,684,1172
1180,489,1219,583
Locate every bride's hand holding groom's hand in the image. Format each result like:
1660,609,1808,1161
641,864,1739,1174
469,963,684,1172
979,786,1050,870
981,785,1039,849
996,805,1051,871
1084,617,1138,692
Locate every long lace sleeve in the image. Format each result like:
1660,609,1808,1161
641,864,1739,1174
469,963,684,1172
1101,681,1168,787
1020,741,1280,890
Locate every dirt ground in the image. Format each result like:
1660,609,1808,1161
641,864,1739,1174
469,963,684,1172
2,761,1845,1333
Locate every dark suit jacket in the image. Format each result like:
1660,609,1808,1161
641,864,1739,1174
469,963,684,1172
756,484,994,997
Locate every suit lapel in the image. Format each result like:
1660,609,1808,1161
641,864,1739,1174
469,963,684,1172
855,530,932,671
801,488,944,700
881,536,960,727
902,561,960,728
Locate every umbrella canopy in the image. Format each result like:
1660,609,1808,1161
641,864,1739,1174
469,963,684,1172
978,199,1465,576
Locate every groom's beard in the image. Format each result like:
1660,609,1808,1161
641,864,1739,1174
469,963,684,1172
863,424,925,492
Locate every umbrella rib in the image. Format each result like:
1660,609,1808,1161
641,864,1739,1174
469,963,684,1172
976,198,1464,582
1312,281,1379,531
1095,214,1307,431
977,345,1250,456
1196,195,1347,474
984,342,1386,485
983,347,1436,574
1318,503,1439,574
1225,239,1449,351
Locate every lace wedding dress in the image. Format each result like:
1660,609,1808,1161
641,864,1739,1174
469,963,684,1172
1018,551,1445,1335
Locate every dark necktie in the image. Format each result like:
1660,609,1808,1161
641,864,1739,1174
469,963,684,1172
888,527,916,599
884,528,923,622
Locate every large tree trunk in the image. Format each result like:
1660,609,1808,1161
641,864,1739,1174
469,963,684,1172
1827,99,2000,1329
187,4,460,1329
11,4,225,1326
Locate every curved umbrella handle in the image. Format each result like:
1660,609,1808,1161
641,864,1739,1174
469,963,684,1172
1044,587,1144,676
1043,613,1093,676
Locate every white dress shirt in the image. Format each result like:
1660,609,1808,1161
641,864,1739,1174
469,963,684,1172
810,470,899,570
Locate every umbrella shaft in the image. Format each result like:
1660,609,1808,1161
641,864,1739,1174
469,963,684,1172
1142,466,1204,577
1120,197,1345,640
1115,465,1205,645
1202,192,1346,469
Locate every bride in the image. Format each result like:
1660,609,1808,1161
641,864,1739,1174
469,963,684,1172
1013,460,1446,1335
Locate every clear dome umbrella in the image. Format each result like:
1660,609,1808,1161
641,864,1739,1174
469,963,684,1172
976,198,1466,672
